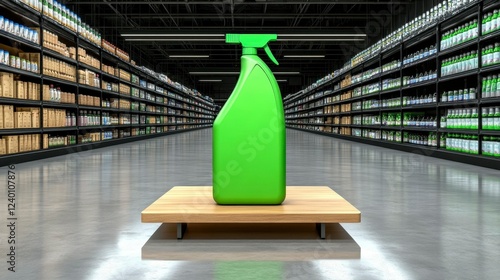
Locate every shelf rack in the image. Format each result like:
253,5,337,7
0,1,216,165
284,0,500,170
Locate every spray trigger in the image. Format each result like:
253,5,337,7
264,45,279,65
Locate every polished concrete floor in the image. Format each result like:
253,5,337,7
1,128,499,280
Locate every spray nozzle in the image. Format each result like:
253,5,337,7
226,34,279,65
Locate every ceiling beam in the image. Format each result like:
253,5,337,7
69,1,412,5
95,13,371,19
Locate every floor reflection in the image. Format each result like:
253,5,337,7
142,223,360,261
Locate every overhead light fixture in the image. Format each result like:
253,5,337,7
190,71,239,75
125,38,223,41
189,71,300,75
277,38,365,41
199,79,222,82
121,34,224,37
283,55,325,58
277,79,287,82
121,32,366,42
274,72,301,75
169,55,210,58
278,34,366,37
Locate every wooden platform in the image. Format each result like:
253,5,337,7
141,186,361,239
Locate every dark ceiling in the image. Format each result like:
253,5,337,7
64,0,430,105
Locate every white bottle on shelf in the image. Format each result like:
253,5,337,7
49,84,55,101
56,87,61,102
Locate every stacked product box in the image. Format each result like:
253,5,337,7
78,48,100,69
43,57,76,81
0,134,41,155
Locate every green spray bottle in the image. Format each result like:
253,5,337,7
212,34,285,205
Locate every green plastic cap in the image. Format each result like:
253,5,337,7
226,33,279,65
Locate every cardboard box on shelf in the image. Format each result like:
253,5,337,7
69,47,77,59
42,84,50,101
32,134,38,150
0,106,3,129
0,72,14,98
47,109,54,127
19,135,25,153
5,135,19,154
35,83,40,100
33,134,38,151
0,139,6,155
28,135,33,151
13,81,23,99
23,112,31,128
43,134,48,149
31,109,40,128
3,105,14,129
42,108,48,128
27,82,33,100
14,112,22,128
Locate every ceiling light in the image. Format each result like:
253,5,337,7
283,55,325,58
121,32,366,42
169,55,210,58
189,71,300,75
274,72,301,75
190,72,239,75
199,79,222,82
277,79,287,82
125,38,223,41
277,38,365,41
121,34,225,37
278,34,366,37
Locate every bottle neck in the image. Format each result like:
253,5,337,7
243,47,257,55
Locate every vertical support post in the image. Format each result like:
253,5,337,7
316,223,326,239
177,223,187,239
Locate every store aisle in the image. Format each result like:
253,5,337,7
1,129,499,280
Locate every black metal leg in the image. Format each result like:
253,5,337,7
316,223,325,239
177,223,187,239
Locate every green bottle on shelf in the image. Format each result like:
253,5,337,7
494,107,500,130
492,75,498,96
213,34,285,205
487,108,495,130
440,133,446,149
465,109,471,129
448,109,454,129
446,133,451,151
493,137,500,157
471,108,478,130
483,136,490,156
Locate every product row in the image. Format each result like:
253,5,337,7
441,108,480,129
295,0,479,94
0,15,39,44
0,49,39,73
294,125,500,157
3,1,215,108
403,45,437,65
440,19,478,50
18,0,101,45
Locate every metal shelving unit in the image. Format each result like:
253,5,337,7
0,1,216,166
285,0,500,170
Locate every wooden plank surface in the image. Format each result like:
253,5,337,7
141,186,361,223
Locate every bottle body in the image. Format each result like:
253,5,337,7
213,55,285,205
